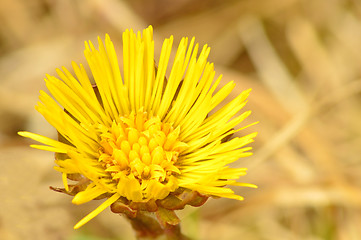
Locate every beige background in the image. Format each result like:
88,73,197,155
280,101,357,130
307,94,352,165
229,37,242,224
1,0,361,239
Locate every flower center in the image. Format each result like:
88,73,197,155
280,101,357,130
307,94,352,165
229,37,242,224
98,110,187,201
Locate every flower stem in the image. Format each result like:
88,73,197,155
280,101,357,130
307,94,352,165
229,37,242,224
163,223,190,240
126,211,189,240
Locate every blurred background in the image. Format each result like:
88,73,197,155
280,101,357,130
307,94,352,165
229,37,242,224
1,0,361,239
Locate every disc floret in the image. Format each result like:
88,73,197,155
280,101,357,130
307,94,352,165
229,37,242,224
98,110,187,202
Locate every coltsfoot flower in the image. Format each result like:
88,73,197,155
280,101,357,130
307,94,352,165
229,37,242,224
19,25,257,230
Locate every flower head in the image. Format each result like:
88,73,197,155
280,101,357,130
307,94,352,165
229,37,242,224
19,26,257,229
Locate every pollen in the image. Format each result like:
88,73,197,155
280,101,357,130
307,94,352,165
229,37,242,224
98,110,187,201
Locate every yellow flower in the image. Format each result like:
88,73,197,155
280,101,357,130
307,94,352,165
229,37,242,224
19,26,257,229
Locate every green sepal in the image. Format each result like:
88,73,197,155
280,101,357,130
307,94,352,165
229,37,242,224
156,207,180,227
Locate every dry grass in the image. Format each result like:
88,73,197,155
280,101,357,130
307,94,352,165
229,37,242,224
1,0,361,239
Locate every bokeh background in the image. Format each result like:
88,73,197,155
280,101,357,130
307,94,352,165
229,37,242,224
1,0,361,239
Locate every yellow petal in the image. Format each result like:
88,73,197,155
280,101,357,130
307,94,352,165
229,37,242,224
74,193,120,229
